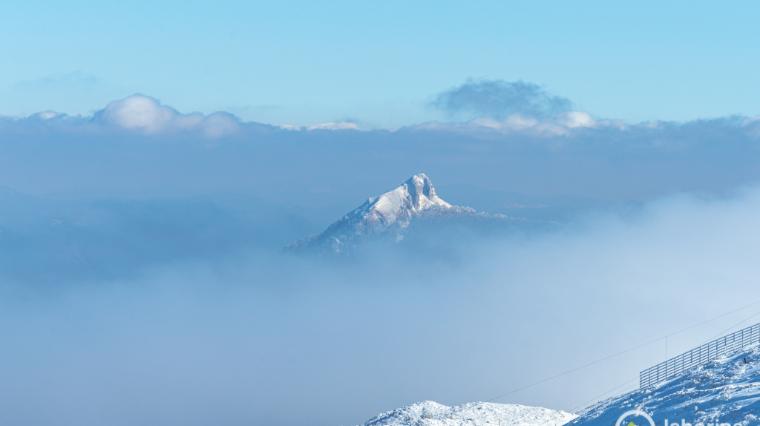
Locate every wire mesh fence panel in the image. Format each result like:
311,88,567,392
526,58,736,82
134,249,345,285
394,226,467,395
640,323,760,389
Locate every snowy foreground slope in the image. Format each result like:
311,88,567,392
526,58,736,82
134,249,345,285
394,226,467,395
571,346,760,425
360,400,576,426
290,173,499,253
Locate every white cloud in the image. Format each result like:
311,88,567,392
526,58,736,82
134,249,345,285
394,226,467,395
278,121,361,131
94,95,240,138
200,112,241,138
98,95,179,133
560,111,595,129
432,79,573,119
28,111,64,121
427,79,608,136
306,121,360,131
428,111,601,136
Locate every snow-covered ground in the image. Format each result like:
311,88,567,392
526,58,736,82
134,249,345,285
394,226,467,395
360,400,576,426
571,346,760,425
358,345,760,426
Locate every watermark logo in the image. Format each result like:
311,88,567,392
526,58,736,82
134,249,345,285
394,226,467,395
616,409,655,426
615,408,742,426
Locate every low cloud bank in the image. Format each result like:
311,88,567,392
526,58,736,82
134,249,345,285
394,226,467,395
1,81,759,139
2,188,760,425
424,79,604,135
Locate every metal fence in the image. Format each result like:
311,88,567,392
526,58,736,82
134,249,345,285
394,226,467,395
640,322,760,389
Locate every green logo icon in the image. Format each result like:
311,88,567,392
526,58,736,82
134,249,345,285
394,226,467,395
615,409,655,426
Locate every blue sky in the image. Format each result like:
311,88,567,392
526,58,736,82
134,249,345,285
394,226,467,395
2,0,760,127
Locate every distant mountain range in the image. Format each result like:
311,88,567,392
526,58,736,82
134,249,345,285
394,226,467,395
288,173,509,253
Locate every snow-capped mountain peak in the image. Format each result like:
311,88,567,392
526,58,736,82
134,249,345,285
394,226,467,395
290,173,483,253
358,173,457,226
360,400,576,426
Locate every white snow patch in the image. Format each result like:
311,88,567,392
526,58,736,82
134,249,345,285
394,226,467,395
572,346,760,425
361,400,576,426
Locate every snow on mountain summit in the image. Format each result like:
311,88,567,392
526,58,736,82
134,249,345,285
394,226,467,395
290,173,489,253
372,173,452,213
360,400,576,426
349,173,467,228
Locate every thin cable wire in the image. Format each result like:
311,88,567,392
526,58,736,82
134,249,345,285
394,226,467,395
569,377,639,414
485,297,760,403
568,309,760,414
711,308,760,341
